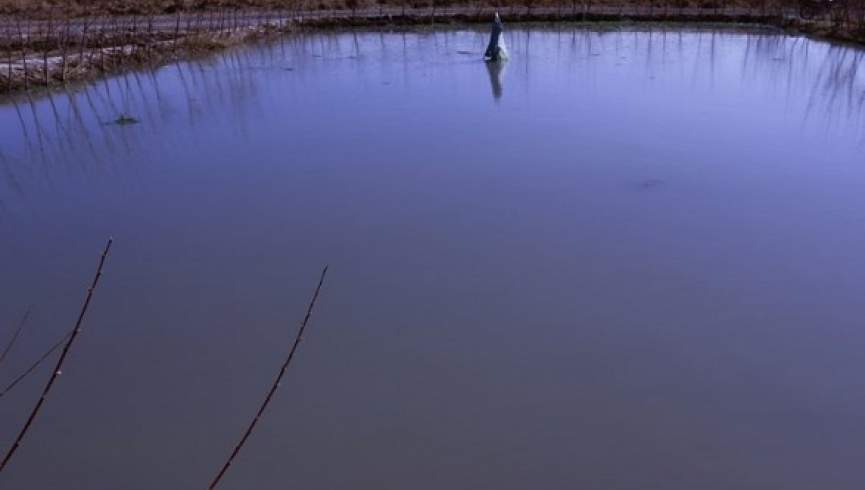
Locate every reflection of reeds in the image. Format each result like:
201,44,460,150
209,265,329,489
0,305,33,368
2,1,865,94
0,238,113,473
2,25,863,203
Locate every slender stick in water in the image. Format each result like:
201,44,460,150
209,265,329,489
0,306,33,368
0,331,71,400
0,238,113,473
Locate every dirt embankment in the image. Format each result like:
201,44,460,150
1,3,863,96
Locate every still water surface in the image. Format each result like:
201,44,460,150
1,25,865,489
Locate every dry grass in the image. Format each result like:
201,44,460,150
0,0,807,17
1,0,864,94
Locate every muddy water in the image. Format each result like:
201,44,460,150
1,26,864,489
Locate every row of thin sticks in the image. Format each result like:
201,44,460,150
3,8,295,92
0,238,330,488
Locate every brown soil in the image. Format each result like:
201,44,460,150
1,3,863,96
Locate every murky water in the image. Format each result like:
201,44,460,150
1,25,864,489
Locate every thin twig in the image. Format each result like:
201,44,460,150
0,331,71,400
0,238,113,473
209,265,329,489
0,305,33,368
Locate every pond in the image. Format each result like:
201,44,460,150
1,25,864,489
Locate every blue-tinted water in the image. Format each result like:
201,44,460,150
1,26,864,489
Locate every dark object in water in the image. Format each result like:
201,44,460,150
114,114,139,125
485,61,505,101
636,179,664,190
484,13,508,62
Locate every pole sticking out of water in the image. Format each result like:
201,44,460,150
0,238,113,473
208,265,329,490
0,305,33,368
484,12,508,62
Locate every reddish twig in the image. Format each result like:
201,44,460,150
0,238,113,473
0,305,33,368
209,265,329,489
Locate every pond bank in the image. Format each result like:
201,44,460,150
0,5,861,97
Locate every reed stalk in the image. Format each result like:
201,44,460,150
171,11,180,51
208,265,329,489
0,238,113,473
5,39,11,92
78,19,90,64
43,13,52,87
0,331,70,400
60,16,71,82
17,18,27,91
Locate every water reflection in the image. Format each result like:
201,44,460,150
3,26,865,490
485,61,506,101
1,26,865,213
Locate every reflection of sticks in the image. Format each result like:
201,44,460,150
0,306,33,368
209,265,329,490
0,238,113,473
0,330,70,400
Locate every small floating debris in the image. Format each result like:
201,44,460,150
457,50,474,55
284,67,294,71
637,179,664,190
113,114,139,126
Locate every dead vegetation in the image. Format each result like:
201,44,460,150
0,9,288,93
1,0,865,95
0,0,862,20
